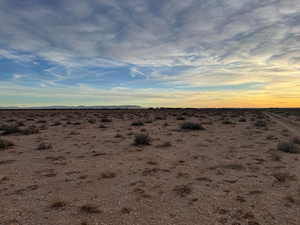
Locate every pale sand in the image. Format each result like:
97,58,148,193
0,109,300,225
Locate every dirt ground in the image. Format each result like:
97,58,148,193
0,108,300,225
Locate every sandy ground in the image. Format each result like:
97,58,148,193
0,109,300,225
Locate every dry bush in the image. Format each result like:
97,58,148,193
133,133,151,146
100,171,116,179
277,140,299,153
270,152,281,161
272,172,296,183
87,118,96,124
101,118,112,123
98,124,107,128
115,133,123,138
21,126,39,135
0,124,20,135
254,120,267,128
131,121,144,126
37,142,52,151
0,138,14,150
173,184,192,197
180,122,205,130
292,136,300,145
80,204,102,214
50,200,66,209
156,141,172,148
222,120,233,125
239,118,247,122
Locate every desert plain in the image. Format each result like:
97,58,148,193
0,108,300,225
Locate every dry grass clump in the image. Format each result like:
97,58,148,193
156,141,172,148
239,118,247,122
0,124,20,135
80,204,102,214
87,118,96,124
0,124,39,135
254,120,267,128
21,126,39,135
292,136,300,145
0,138,14,150
100,171,116,179
51,121,62,126
270,152,282,161
272,172,296,183
180,122,205,130
222,120,233,125
50,200,67,209
115,133,123,138
176,116,185,120
37,142,52,151
99,124,107,128
221,163,244,170
277,138,300,153
121,207,132,214
101,118,112,123
209,163,244,171
133,133,151,146
131,121,144,126
173,184,192,197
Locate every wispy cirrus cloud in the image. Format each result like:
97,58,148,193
0,0,299,106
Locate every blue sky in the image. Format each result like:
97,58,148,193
0,0,300,107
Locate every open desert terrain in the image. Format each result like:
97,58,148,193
0,108,300,225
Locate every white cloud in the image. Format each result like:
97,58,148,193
0,0,299,107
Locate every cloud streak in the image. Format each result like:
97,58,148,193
0,0,299,106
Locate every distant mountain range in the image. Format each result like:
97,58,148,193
0,105,142,109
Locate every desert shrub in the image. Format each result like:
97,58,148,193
156,141,172,148
21,126,39,135
272,172,296,183
6,119,16,123
0,138,14,150
221,163,244,170
37,142,52,150
101,118,112,123
277,141,299,153
270,152,281,161
239,118,246,122
131,121,144,126
88,119,96,124
80,204,102,214
176,116,185,120
222,120,233,125
100,171,116,179
292,136,300,145
17,121,25,126
36,120,46,124
115,133,123,138
0,124,20,135
266,135,277,140
99,124,107,128
121,207,132,214
51,121,62,126
133,133,151,146
254,120,266,127
180,122,205,130
50,200,66,209
173,184,192,197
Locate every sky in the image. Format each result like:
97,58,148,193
0,0,300,108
